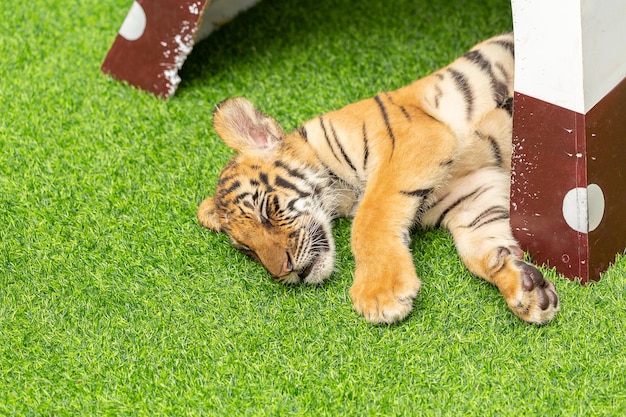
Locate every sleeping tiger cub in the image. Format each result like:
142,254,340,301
198,32,560,325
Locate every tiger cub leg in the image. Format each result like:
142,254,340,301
423,167,560,324
349,183,423,324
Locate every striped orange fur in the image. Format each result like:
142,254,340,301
198,33,559,324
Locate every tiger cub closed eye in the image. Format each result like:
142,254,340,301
198,32,559,325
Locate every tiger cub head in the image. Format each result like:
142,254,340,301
198,98,336,284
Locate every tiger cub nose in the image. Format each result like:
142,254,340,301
276,256,293,277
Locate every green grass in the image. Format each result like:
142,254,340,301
1,0,626,415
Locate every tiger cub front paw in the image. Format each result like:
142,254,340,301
349,268,422,324
502,260,560,324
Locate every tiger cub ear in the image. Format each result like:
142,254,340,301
197,197,222,232
213,97,285,155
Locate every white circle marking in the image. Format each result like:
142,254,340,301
562,184,605,233
119,1,146,41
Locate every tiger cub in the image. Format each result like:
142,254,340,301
198,33,560,325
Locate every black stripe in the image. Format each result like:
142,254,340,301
476,130,504,168
259,197,271,227
293,229,305,260
401,188,433,198
218,173,237,186
218,179,241,197
373,95,396,154
297,126,308,140
232,192,251,205
416,191,446,225
258,173,275,192
286,198,300,213
488,136,504,167
320,162,338,183
440,159,454,167
433,71,446,108
463,49,509,105
464,50,494,76
275,175,309,197
467,206,509,228
446,68,474,121
328,119,358,173
495,62,512,88
271,195,281,216
319,116,342,164
471,212,510,229
435,188,485,227
433,84,443,108
499,96,513,116
491,39,515,58
433,71,445,107
399,106,411,120
385,93,411,121
274,160,307,181
362,122,369,172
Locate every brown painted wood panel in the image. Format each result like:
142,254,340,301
511,92,590,281
586,77,626,279
512,81,626,283
101,0,209,98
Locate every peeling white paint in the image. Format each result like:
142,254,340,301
161,30,195,97
163,67,182,97
189,1,202,15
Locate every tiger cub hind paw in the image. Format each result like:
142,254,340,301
349,273,422,324
505,261,560,325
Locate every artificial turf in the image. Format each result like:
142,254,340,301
1,0,625,415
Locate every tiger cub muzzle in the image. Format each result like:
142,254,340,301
227,214,335,285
